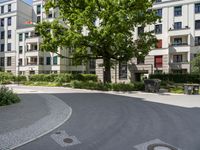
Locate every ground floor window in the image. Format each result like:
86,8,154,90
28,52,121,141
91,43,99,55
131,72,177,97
119,61,127,80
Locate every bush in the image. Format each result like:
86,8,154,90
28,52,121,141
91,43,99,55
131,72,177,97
112,83,135,91
14,76,27,82
149,74,200,83
0,86,20,106
0,72,15,84
71,74,98,82
29,74,59,82
71,81,111,91
133,82,145,91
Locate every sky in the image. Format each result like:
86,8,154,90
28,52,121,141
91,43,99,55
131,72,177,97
24,0,32,4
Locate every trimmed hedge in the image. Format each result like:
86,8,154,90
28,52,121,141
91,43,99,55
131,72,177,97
0,86,20,106
70,81,145,91
29,74,98,83
149,74,200,83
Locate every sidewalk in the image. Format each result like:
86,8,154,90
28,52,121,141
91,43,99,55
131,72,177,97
0,93,72,150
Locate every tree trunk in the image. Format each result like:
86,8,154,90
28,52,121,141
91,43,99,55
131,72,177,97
103,58,111,83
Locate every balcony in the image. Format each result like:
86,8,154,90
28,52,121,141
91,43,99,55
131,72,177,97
169,62,190,70
26,36,41,44
169,44,190,53
168,26,191,36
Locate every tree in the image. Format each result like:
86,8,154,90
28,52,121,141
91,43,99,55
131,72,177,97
191,53,200,74
36,0,159,83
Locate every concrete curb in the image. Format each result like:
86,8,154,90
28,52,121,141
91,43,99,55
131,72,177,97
0,94,72,150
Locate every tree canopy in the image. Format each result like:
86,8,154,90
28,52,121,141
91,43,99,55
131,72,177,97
36,0,159,82
191,53,200,74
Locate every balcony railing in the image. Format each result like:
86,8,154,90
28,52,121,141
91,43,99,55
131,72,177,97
168,26,190,31
170,43,188,47
27,62,38,66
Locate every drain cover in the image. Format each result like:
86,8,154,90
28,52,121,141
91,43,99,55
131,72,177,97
148,144,178,150
55,131,61,134
63,138,73,143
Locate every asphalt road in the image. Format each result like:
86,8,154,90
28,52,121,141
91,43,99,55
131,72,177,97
16,93,200,150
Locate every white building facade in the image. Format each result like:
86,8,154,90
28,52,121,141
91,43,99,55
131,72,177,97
96,0,200,82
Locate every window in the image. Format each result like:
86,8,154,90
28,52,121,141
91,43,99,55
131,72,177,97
48,11,53,18
37,16,41,23
119,61,127,80
156,39,162,48
1,31,4,39
46,57,51,65
195,20,200,30
174,22,182,30
7,43,11,51
173,38,182,46
195,36,200,46
154,56,163,68
156,9,162,17
8,30,11,39
155,24,162,34
174,6,182,16
1,18,4,27
53,56,58,65
39,57,44,65
19,46,23,54
137,57,145,64
89,59,96,69
138,27,144,36
37,5,41,14
8,4,11,12
19,34,23,41
195,3,200,13
7,57,11,66
1,6,4,14
173,55,183,63
25,33,29,39
18,59,22,66
7,17,11,26
0,57,4,66
1,44,4,52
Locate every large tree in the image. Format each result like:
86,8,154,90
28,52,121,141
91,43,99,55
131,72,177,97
191,53,200,74
36,0,159,83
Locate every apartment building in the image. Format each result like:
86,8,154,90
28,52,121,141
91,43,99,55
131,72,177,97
0,0,32,74
96,0,200,82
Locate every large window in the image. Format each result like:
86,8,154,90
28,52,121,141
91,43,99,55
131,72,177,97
37,16,41,23
46,57,51,65
155,24,162,34
53,56,58,65
8,4,11,12
173,55,183,63
173,38,182,46
37,5,41,14
19,34,23,41
1,44,4,52
174,22,182,30
7,43,11,51
174,6,182,16
195,3,200,13
7,57,11,66
1,31,4,39
1,6,4,14
7,17,11,26
154,56,163,68
119,61,127,80
8,30,11,39
1,18,4,27
156,39,162,48
156,9,162,17
195,36,200,46
138,27,144,36
0,57,4,66
195,20,200,30
19,46,23,54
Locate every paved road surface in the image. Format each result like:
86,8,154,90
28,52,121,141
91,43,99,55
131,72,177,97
16,93,200,150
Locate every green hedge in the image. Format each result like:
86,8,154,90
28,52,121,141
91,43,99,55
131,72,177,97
70,81,145,91
29,74,97,83
0,86,20,106
149,74,200,83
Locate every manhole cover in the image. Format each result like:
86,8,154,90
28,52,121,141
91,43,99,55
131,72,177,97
63,138,73,144
147,144,178,150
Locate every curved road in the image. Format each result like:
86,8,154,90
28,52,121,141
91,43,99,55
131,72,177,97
16,93,200,150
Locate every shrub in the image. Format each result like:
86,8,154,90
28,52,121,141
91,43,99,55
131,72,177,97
0,72,15,84
54,74,72,83
29,74,59,82
133,82,145,91
14,76,27,82
112,83,135,91
71,74,98,82
0,86,20,106
149,74,200,83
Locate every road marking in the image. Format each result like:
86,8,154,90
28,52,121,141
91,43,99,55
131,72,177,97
134,139,181,150
51,130,81,147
